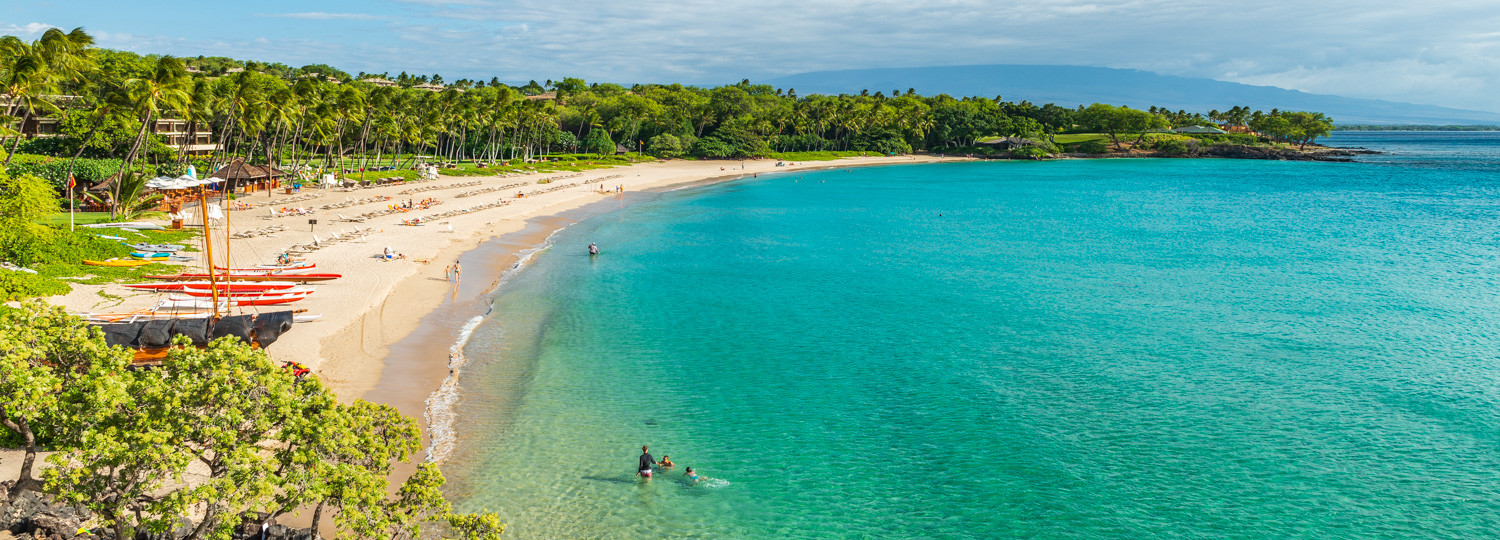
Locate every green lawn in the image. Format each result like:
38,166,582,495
1050,133,1114,144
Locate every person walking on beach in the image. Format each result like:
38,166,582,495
444,265,451,282
637,446,657,480
453,261,462,283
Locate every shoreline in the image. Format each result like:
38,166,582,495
349,156,967,452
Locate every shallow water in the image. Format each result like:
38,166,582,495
444,133,1500,538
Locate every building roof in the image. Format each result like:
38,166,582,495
1171,125,1228,134
209,159,287,181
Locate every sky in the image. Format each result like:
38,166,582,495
4,0,1498,112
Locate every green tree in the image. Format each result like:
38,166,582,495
0,301,132,501
1283,111,1334,149
113,55,189,216
81,169,162,219
0,166,60,227
583,127,614,156
647,133,684,158
1078,103,1166,151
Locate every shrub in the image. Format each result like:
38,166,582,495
647,133,684,158
1075,139,1109,154
0,270,69,301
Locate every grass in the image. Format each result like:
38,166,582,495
1050,133,1114,144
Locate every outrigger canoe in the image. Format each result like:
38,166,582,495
127,243,185,252
126,281,300,292
84,259,151,267
144,273,341,283
175,285,315,298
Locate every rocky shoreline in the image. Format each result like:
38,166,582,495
1019,143,1381,162
0,483,316,540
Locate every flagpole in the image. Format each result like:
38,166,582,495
68,174,76,231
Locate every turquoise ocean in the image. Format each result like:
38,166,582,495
441,132,1500,538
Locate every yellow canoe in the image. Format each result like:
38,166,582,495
84,259,151,267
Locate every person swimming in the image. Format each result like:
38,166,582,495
684,467,699,484
659,455,674,470
588,243,599,255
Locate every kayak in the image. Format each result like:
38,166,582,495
84,259,151,267
126,281,300,292
84,222,164,230
127,243,185,252
131,252,173,259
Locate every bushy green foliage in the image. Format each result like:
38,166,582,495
0,271,69,300
583,128,615,155
3,153,124,189
1074,139,1110,154
647,133,684,158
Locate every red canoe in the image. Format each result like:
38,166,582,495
126,281,300,292
145,273,342,282
175,286,315,298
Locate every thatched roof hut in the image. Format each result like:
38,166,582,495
209,159,286,181
209,159,287,194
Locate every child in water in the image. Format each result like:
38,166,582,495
659,455,675,470
684,467,699,484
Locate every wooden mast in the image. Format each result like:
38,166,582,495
198,185,220,318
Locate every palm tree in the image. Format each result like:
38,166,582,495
0,27,93,164
112,55,189,217
82,170,162,219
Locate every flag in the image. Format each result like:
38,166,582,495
67,174,75,190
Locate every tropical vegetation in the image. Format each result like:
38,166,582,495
2,27,1336,205
1,300,504,540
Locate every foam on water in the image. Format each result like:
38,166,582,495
423,225,568,463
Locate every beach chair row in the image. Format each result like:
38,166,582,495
283,227,373,254
399,180,481,195
231,224,287,239
411,198,514,222
453,181,529,199
582,173,626,185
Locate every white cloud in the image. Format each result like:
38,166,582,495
260,12,384,21
9,1,1500,111
0,22,58,36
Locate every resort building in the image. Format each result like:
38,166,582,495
150,118,220,156
1,95,220,155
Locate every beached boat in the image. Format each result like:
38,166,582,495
81,309,320,324
83,221,163,230
84,259,151,267
125,280,300,292
127,243,185,252
145,272,341,282
92,188,299,364
175,285,315,298
131,251,173,260
161,293,307,308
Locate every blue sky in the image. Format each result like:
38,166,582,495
4,0,1498,112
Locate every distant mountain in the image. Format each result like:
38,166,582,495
760,65,1500,126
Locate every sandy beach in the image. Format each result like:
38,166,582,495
34,155,959,425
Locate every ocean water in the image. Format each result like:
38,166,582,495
443,133,1500,538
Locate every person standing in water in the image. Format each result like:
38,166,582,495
452,261,462,283
588,243,599,255
637,446,657,479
